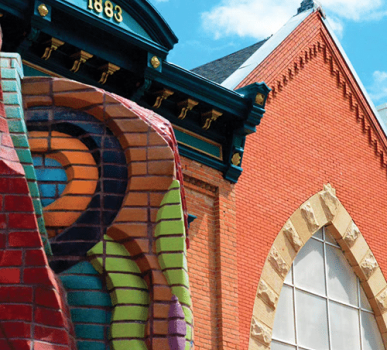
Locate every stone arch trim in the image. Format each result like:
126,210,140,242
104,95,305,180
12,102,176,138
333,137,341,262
249,184,387,350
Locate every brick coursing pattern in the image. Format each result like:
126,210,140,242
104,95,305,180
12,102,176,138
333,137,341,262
181,157,240,350
248,185,387,349
1,54,51,255
0,67,76,350
234,11,387,349
22,77,191,350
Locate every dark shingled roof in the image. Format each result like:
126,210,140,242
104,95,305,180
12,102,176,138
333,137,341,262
191,39,268,84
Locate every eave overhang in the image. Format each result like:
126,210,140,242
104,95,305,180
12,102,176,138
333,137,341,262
0,0,271,183
137,63,271,182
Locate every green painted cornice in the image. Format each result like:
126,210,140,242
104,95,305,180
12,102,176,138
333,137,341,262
0,0,271,183
0,0,177,56
141,64,271,182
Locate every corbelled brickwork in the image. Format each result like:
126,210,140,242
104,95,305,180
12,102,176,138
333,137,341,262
18,77,192,349
182,158,239,350
235,10,387,349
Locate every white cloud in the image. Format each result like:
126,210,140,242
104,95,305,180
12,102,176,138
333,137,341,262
326,16,344,38
320,0,383,21
201,0,386,40
368,71,387,104
201,0,298,40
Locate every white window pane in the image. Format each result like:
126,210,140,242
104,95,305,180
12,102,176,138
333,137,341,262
360,285,372,311
361,311,385,350
271,340,296,350
294,238,326,295
326,244,357,306
284,266,293,284
329,301,361,350
272,285,295,343
295,290,329,350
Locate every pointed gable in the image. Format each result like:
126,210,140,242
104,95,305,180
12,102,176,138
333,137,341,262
234,8,387,167
233,6,387,350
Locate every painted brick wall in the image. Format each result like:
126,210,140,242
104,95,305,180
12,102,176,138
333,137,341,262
235,11,387,349
0,57,76,350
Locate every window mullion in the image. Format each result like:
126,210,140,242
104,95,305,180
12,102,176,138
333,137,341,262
292,264,299,349
323,228,333,350
358,278,364,350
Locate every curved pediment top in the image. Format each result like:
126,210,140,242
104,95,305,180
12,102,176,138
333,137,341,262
0,0,178,55
121,0,178,51
54,0,178,53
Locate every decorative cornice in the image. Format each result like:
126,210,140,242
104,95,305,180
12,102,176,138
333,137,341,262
267,28,387,178
268,40,320,101
183,174,217,193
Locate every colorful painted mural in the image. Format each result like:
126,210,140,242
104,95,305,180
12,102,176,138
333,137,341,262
0,52,193,350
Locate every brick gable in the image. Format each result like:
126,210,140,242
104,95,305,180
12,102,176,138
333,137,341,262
235,10,387,349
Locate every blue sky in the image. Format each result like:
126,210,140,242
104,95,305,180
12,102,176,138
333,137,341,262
148,0,387,107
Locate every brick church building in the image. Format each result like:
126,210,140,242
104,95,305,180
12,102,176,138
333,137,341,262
0,0,387,349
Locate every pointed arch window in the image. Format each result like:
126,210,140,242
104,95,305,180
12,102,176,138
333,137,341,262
272,227,385,350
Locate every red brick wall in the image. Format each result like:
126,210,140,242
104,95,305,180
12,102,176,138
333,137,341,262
235,11,387,349
182,157,240,350
0,70,76,350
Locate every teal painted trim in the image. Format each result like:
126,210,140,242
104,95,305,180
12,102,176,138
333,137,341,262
224,164,243,183
150,63,250,118
1,52,52,255
187,214,197,228
60,261,112,348
23,64,51,77
1,0,271,185
122,0,178,49
177,145,241,183
2,0,177,53
177,144,226,172
174,127,222,160
61,0,152,40
42,0,171,57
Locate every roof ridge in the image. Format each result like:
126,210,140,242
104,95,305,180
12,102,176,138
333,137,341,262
192,39,268,71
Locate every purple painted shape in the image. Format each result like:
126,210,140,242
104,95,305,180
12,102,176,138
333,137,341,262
168,319,186,336
168,295,186,350
168,336,186,350
168,295,185,319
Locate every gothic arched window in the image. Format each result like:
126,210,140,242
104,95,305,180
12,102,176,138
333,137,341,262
271,227,384,350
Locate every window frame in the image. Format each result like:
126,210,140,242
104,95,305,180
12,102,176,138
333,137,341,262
271,227,382,350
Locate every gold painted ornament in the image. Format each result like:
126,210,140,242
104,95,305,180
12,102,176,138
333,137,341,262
38,4,49,17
